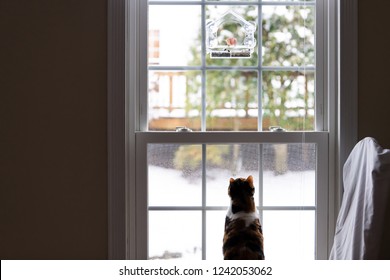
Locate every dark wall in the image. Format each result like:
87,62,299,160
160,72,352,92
0,0,108,259
358,0,390,148
1,0,390,260
358,0,390,260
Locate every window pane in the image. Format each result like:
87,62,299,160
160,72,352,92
263,210,315,260
262,0,316,2
206,144,260,206
206,210,226,260
149,211,202,260
206,70,258,131
148,71,202,131
148,144,202,206
266,0,315,2
262,71,315,131
149,6,201,66
262,5,315,67
207,0,257,2
206,5,258,67
263,143,316,206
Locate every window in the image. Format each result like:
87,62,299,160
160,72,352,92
108,0,358,260
136,0,328,260
148,30,160,65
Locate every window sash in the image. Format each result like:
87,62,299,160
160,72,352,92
132,0,329,260
135,131,329,259
141,0,325,132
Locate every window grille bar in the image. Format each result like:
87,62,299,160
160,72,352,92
136,131,327,144
257,4,263,132
201,2,207,132
148,206,316,211
148,1,316,7
257,5,264,226
148,65,315,72
201,1,207,260
260,206,316,211
202,143,207,260
258,144,264,225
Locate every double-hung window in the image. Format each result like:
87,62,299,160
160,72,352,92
121,0,340,260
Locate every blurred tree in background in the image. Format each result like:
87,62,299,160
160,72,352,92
185,4,315,131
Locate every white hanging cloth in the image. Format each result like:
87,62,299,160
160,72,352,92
330,137,390,259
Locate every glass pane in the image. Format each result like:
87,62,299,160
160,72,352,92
149,211,202,260
206,70,258,131
148,71,202,131
206,144,260,206
148,144,202,206
262,5,315,67
263,143,316,206
262,71,315,131
206,210,227,260
263,211,315,260
262,0,316,2
206,5,258,66
149,6,201,66
266,0,315,2
207,0,257,2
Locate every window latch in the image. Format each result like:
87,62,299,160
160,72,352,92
269,126,286,132
176,126,193,132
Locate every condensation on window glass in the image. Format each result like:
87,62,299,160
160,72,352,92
262,5,315,67
148,71,202,131
148,144,202,206
148,211,202,260
262,210,315,260
206,5,258,67
262,71,315,131
206,70,258,131
148,5,201,66
148,143,317,260
262,143,316,206
206,144,260,206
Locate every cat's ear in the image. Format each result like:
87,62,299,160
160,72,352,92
229,178,235,184
246,175,253,184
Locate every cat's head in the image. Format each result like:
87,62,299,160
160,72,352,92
228,175,255,199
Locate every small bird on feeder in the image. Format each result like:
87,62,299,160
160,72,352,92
225,37,237,47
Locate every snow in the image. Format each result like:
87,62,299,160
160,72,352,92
148,165,315,260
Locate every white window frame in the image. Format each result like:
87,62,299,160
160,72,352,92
107,0,358,260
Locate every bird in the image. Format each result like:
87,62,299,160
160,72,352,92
225,37,237,47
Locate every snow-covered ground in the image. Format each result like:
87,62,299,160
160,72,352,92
148,165,315,260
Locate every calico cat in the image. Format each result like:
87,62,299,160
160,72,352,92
223,175,265,260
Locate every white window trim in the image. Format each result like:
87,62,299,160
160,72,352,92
107,0,358,260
